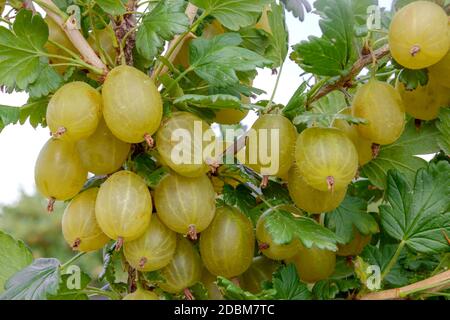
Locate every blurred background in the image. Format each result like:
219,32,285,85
0,0,393,275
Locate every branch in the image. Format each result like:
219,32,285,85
36,0,108,74
308,44,390,104
114,0,137,66
360,270,450,300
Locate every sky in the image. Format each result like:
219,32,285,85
0,0,393,205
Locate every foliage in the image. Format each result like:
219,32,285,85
0,0,449,301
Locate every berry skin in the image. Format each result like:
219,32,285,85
337,230,372,257
102,65,163,144
352,80,405,145
246,114,297,177
62,188,110,252
77,119,131,175
389,1,449,70
200,206,255,278
156,112,213,178
295,127,358,192
154,172,216,238
239,256,280,294
123,215,177,272
47,82,102,142
429,49,450,89
35,138,88,202
286,245,336,283
288,165,347,213
123,288,159,300
95,171,152,244
159,237,203,294
397,76,450,121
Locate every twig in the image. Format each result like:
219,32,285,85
114,0,137,66
360,270,450,300
308,44,390,104
35,0,108,74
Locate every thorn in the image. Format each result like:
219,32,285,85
139,257,147,269
143,133,154,148
326,176,335,192
72,238,81,250
371,143,381,159
260,175,269,189
47,198,55,213
184,288,194,300
52,127,67,138
116,237,124,251
410,45,421,57
187,225,198,241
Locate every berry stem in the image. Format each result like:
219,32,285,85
116,237,124,251
184,288,195,300
47,197,55,213
260,175,269,189
187,225,198,240
326,176,335,192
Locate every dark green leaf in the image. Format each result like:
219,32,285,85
48,271,91,300
136,0,189,60
222,184,258,225
0,231,33,293
99,244,127,294
326,196,379,244
0,105,20,132
312,278,359,300
174,94,250,110
272,264,311,300
189,282,209,300
291,0,356,76
436,108,450,155
397,68,428,90
216,276,275,300
0,10,49,91
264,210,338,251
190,0,271,31
282,81,307,120
380,162,450,254
239,27,270,56
189,33,270,87
0,258,60,300
27,64,62,98
265,3,289,67
361,119,440,188
19,97,48,128
96,0,126,15
131,153,169,188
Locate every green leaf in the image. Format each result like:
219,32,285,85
222,184,258,225
99,244,127,294
239,27,270,56
0,231,33,293
281,0,312,21
48,271,91,300
361,119,440,188
436,108,450,155
326,196,379,244
0,10,49,91
291,0,356,76
216,276,275,300
293,111,367,127
27,64,62,98
190,0,271,31
189,282,209,300
131,153,169,188
189,33,270,87
380,162,450,254
272,264,311,300
174,94,249,110
397,68,428,90
264,210,338,251
312,278,359,300
360,244,410,286
0,258,61,300
96,0,126,15
0,105,20,132
136,0,189,60
19,97,48,128
265,3,289,67
282,81,307,120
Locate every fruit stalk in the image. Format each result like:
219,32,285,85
34,0,108,74
308,44,390,104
